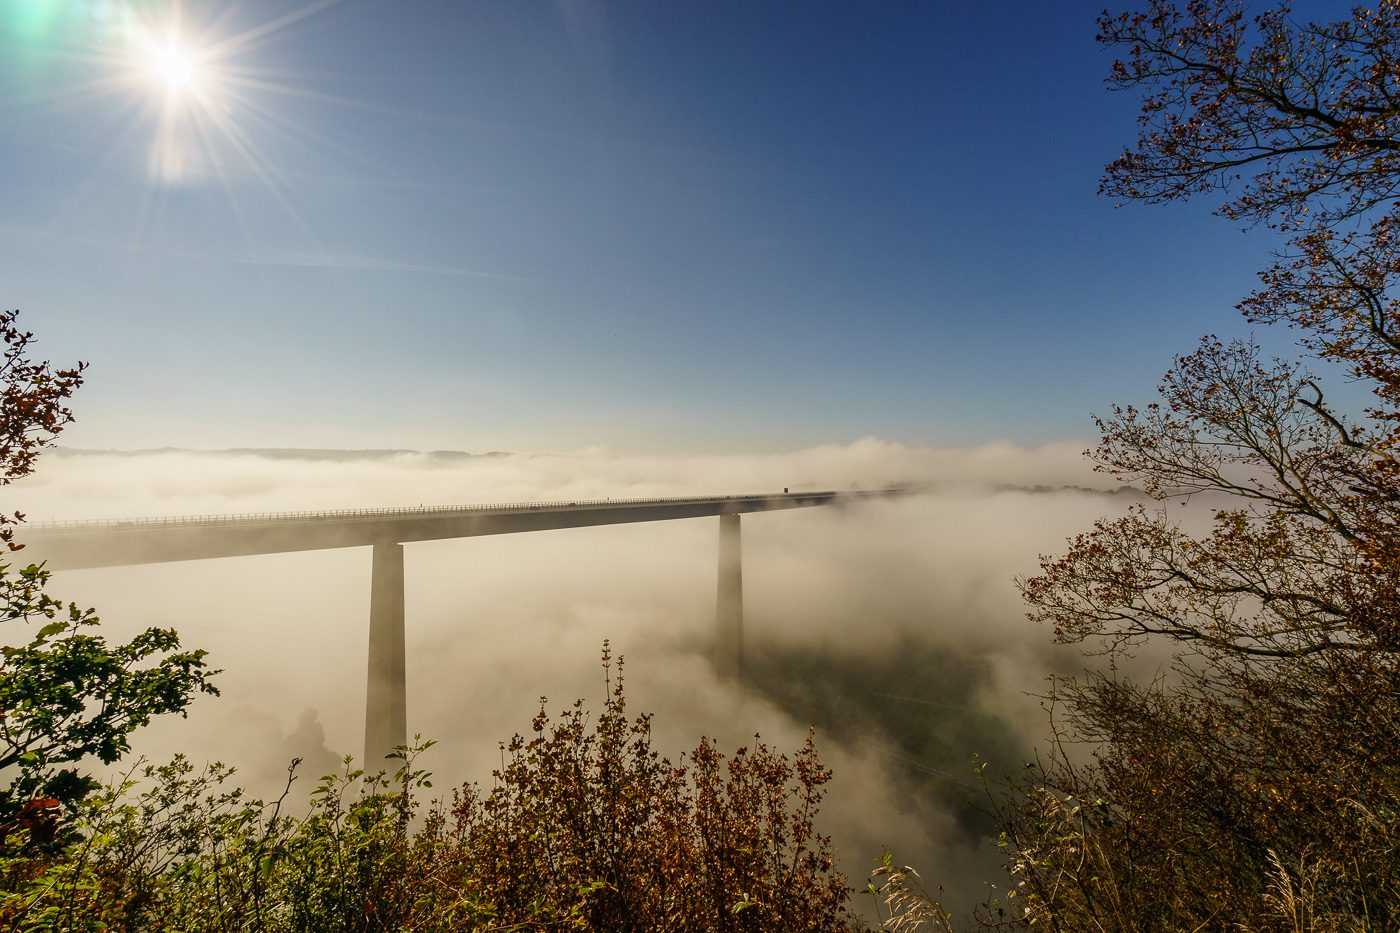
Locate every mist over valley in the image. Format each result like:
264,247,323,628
7,439,1142,917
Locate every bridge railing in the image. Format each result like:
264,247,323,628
25,491,851,534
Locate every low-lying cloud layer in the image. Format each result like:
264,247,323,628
9,438,1139,920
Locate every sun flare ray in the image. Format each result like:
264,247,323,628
8,1,343,180
4,0,361,270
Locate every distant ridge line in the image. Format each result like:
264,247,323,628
50,447,513,460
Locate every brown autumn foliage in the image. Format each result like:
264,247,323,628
0,648,857,933
950,3,1400,931
0,309,84,551
442,649,853,932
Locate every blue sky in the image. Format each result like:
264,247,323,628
0,0,1295,453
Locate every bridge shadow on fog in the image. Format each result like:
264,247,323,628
741,638,1031,847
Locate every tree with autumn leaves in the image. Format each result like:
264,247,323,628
964,2,1400,930
0,311,218,820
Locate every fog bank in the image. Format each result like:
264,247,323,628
9,438,1136,920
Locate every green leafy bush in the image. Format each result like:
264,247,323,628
0,307,217,819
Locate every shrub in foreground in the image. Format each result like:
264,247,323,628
0,648,857,933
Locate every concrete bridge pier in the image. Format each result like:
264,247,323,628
364,542,407,767
715,514,743,679
358,517,750,766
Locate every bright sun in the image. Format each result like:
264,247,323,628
150,43,195,90
31,0,341,187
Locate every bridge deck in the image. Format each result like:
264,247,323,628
20,490,894,570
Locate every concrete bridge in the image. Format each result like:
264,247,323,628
22,490,897,764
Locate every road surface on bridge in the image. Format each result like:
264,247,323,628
20,490,898,570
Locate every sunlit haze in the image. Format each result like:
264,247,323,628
15,441,1151,918
0,1,1326,924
